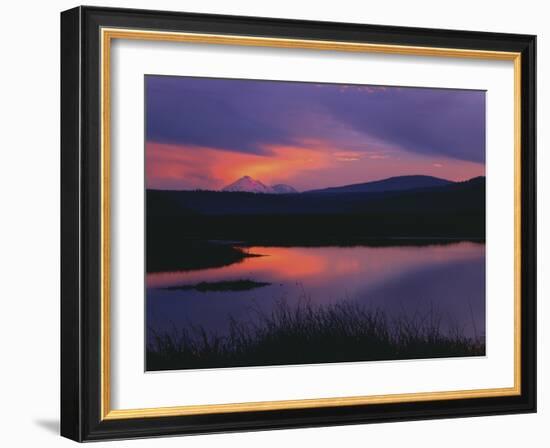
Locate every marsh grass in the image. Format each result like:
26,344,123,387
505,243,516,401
147,299,484,371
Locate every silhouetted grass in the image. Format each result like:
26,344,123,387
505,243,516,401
147,299,484,371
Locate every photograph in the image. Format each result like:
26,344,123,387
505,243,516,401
56,4,537,442
145,75,487,371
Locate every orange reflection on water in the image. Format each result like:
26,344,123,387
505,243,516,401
147,242,484,291
148,246,328,288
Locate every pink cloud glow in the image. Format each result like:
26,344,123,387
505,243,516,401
146,140,485,191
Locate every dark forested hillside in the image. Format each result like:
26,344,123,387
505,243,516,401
146,177,485,272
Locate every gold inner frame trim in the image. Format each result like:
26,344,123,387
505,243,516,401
100,27,522,421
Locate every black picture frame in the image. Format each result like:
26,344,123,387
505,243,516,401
61,6,536,442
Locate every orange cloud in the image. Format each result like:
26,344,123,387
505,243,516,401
333,151,361,162
146,139,485,191
146,142,333,190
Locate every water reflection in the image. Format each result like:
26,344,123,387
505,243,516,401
147,242,485,339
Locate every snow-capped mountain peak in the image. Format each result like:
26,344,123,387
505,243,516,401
222,176,298,194
271,184,298,194
222,176,273,193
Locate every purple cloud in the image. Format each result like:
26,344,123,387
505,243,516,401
146,76,485,163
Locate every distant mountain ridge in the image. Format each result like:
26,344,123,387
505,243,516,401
222,176,298,194
149,176,484,217
221,174,455,195
306,175,453,194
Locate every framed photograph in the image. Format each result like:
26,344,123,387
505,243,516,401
60,6,536,441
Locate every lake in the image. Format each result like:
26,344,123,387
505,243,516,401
147,241,485,341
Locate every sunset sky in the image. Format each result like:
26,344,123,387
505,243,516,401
145,75,486,191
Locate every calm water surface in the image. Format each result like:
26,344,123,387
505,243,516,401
147,242,485,339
